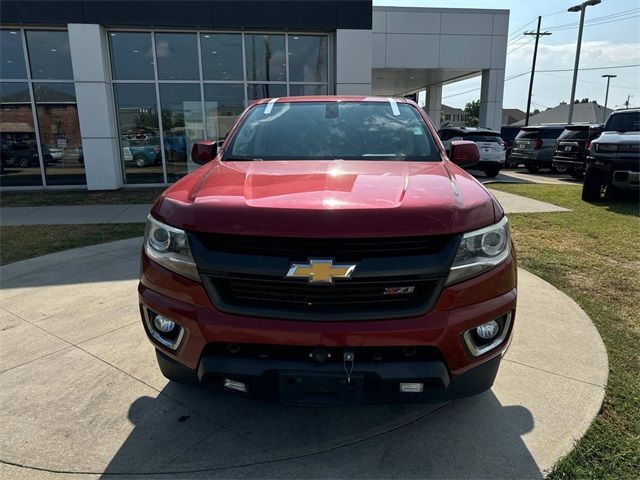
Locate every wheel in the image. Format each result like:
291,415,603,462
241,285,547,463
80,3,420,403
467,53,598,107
133,154,147,168
18,156,30,168
525,164,539,174
155,350,199,385
484,168,500,178
582,167,604,201
552,165,569,174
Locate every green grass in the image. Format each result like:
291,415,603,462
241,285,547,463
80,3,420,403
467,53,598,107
489,183,640,479
0,224,145,266
0,187,166,207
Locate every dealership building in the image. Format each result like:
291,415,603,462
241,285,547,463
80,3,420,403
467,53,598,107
0,1,508,190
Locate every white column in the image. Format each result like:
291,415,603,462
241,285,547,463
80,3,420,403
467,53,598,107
479,68,505,131
335,29,372,95
425,85,442,129
68,24,122,190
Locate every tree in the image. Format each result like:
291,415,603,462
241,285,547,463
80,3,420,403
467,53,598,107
464,100,480,127
533,108,541,115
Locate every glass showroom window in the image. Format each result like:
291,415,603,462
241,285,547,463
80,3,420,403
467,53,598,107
160,83,204,182
204,83,244,142
109,30,329,185
33,83,85,185
113,84,162,184
1,29,84,188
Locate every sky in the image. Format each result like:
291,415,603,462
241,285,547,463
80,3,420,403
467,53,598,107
372,0,640,112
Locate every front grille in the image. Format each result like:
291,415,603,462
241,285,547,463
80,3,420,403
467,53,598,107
203,274,443,321
189,233,458,321
194,232,451,259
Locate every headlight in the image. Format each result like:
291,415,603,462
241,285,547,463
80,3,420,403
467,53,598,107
144,215,200,282
446,217,511,285
596,143,617,152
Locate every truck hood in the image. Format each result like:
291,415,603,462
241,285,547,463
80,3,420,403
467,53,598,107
597,131,640,142
153,160,498,237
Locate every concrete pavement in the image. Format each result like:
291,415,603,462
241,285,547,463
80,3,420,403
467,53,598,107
0,238,607,479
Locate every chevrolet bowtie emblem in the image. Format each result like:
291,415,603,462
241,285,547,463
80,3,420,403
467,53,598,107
286,259,357,284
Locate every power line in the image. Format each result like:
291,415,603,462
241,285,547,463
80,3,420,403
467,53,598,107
539,64,640,73
538,71,640,91
544,8,640,31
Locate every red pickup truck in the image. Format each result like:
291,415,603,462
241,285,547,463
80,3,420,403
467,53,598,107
139,96,517,405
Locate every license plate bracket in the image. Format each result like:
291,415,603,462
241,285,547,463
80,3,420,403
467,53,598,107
278,372,364,406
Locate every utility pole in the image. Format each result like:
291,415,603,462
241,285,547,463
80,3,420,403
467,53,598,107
523,17,551,126
601,74,616,122
567,0,601,124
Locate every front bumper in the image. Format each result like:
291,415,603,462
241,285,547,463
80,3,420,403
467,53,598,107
157,347,504,405
139,251,517,404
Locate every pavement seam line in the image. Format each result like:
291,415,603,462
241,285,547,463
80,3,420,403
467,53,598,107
0,206,42,226
0,305,222,427
0,345,74,375
106,205,135,224
0,401,452,476
503,358,606,389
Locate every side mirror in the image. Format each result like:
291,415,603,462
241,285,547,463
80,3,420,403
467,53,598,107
191,140,218,165
449,140,480,168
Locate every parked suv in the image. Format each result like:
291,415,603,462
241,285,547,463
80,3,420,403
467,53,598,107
140,96,517,405
510,125,565,173
582,108,640,201
438,127,506,177
552,124,603,179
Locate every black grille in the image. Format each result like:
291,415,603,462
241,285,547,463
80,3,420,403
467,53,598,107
193,232,452,259
202,274,444,321
189,233,458,321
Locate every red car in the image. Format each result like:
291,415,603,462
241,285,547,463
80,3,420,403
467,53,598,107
139,96,517,405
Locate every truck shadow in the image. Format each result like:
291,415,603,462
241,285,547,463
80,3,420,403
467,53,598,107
99,384,539,479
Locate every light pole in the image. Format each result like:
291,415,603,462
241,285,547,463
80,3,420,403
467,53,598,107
601,74,616,122
567,0,601,125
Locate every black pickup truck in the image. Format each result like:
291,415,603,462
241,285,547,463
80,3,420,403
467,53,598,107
582,109,640,201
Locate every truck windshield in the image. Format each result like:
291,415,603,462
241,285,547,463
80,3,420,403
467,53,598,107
224,101,440,161
605,112,640,132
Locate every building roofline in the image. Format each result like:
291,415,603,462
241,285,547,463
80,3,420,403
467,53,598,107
373,6,509,15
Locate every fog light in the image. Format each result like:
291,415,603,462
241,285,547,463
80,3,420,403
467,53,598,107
476,320,500,340
153,314,175,333
399,382,424,393
224,379,248,393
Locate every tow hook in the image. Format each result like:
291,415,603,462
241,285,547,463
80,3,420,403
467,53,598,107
343,348,355,384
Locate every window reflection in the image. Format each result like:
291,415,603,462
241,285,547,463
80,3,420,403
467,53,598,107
114,84,162,184
247,84,287,101
201,34,243,81
245,34,286,82
0,82,42,186
0,30,27,79
33,83,85,185
26,31,73,80
289,84,328,96
159,83,204,182
204,83,244,142
155,33,199,80
109,32,154,80
288,36,327,83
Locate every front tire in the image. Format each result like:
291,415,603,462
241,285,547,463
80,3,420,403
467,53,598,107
582,167,604,201
134,154,147,168
156,350,199,385
484,167,500,178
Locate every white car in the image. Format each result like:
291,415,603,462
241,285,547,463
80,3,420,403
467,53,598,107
438,127,506,178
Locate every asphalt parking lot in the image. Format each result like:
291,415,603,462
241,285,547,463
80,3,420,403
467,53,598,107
0,239,607,479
